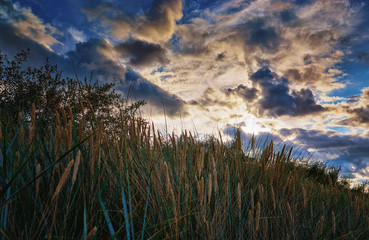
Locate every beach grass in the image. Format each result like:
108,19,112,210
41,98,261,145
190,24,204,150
0,104,369,239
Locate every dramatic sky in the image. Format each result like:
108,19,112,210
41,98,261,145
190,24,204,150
1,0,369,183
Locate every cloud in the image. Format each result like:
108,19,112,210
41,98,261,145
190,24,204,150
240,18,281,52
66,39,187,117
114,38,169,67
250,67,325,117
226,84,258,102
82,0,183,43
68,27,86,43
124,69,187,117
279,128,369,175
0,0,61,51
338,88,369,126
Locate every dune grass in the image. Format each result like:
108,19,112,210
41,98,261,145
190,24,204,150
0,104,369,239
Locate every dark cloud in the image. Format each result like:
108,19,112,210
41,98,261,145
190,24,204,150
216,52,226,61
240,18,281,52
82,0,182,42
226,84,258,102
307,30,335,48
279,10,298,25
115,39,169,67
279,128,369,174
284,66,324,84
250,67,325,117
123,69,187,116
293,88,325,115
67,39,126,82
338,89,369,126
339,106,369,127
66,39,186,117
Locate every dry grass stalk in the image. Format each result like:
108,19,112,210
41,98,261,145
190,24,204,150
287,202,293,225
301,184,307,209
55,126,62,157
270,184,276,211
237,182,242,220
255,202,261,232
89,129,94,172
247,207,254,232
314,215,324,237
196,147,205,179
224,165,229,204
163,161,179,236
250,189,254,210
60,107,67,125
67,120,73,150
18,112,24,141
198,176,205,208
332,211,336,234
212,156,218,196
55,110,61,126
86,227,97,240
86,99,97,122
52,159,74,200
35,163,41,195
258,185,264,203
72,150,81,185
208,173,213,205
185,182,190,203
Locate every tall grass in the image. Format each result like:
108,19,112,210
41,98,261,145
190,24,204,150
0,104,368,239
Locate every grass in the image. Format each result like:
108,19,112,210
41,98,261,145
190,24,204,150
0,104,369,239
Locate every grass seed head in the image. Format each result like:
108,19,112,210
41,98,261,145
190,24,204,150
255,202,261,232
72,150,81,185
52,159,74,200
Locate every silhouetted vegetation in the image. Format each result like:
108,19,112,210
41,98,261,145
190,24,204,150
0,49,145,130
0,50,369,239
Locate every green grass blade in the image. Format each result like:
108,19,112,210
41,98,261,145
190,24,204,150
140,179,151,240
98,194,116,240
121,185,131,240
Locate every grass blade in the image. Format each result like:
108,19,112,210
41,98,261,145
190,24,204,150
98,194,116,240
140,179,151,240
121,185,131,240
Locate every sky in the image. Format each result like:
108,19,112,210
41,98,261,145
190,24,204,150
1,0,369,184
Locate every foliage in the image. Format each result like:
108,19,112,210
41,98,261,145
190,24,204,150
0,49,145,130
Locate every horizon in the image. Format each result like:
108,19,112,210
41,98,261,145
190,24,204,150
1,0,369,184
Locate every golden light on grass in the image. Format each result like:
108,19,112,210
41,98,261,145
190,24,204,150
71,150,81,185
52,159,74,200
2,104,369,239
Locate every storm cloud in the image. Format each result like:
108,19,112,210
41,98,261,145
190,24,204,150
279,128,369,175
250,67,325,117
114,39,169,67
240,18,281,52
226,84,258,102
